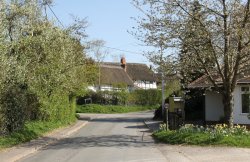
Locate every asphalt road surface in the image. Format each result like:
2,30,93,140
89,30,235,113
17,111,250,162
18,111,167,162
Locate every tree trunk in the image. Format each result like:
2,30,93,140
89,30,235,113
222,91,234,128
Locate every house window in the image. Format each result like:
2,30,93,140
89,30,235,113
241,87,250,113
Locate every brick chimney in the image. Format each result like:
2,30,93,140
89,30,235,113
121,57,126,71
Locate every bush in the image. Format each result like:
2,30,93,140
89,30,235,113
0,86,27,134
184,89,204,120
76,104,158,114
0,85,40,134
129,89,162,106
79,89,161,106
78,90,130,105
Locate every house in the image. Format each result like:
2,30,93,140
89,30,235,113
94,57,157,91
189,75,250,125
96,64,134,91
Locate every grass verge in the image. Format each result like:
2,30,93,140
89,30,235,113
153,130,250,147
0,119,75,150
76,104,158,114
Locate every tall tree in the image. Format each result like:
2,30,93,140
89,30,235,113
179,1,214,88
0,0,97,133
133,0,250,127
86,39,108,89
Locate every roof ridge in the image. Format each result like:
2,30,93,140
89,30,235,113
100,64,122,69
126,63,147,65
189,75,208,86
102,62,148,66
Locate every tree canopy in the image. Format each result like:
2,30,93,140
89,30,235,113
0,0,97,134
133,0,250,126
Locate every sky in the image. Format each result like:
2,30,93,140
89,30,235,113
49,0,152,64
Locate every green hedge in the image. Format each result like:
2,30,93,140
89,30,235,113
129,89,161,106
76,104,158,114
78,89,162,106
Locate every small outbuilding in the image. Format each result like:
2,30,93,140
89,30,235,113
189,75,250,125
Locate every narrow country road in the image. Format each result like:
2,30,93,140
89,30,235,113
18,111,167,162
17,111,250,162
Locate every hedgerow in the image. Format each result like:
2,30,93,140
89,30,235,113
0,1,97,134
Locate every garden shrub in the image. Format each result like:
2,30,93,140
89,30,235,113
0,84,43,134
0,85,28,134
80,89,161,106
78,90,130,105
129,89,161,106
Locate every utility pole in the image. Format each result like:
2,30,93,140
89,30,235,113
159,35,168,130
161,72,165,118
98,63,101,90
160,45,165,121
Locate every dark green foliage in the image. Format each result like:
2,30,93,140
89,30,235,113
76,104,158,114
78,90,130,105
79,89,161,106
179,1,215,87
0,86,27,134
130,89,161,106
0,84,42,134
185,89,205,121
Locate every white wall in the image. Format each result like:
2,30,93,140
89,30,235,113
91,85,131,92
88,85,114,92
233,85,250,124
205,86,250,124
89,81,157,92
205,91,224,121
87,86,97,92
134,80,157,89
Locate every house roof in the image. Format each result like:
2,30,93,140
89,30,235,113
102,62,156,82
188,74,250,88
99,65,133,86
126,63,155,82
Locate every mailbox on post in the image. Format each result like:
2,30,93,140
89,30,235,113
168,96,185,129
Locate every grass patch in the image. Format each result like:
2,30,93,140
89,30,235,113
76,104,158,114
153,126,250,148
0,119,75,150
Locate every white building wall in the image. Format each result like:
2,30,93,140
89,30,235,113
134,80,157,89
87,86,97,92
233,85,250,124
205,86,250,124
205,91,224,121
100,85,114,91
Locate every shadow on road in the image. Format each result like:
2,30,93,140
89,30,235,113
38,115,155,151
19,112,156,152
87,117,150,123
